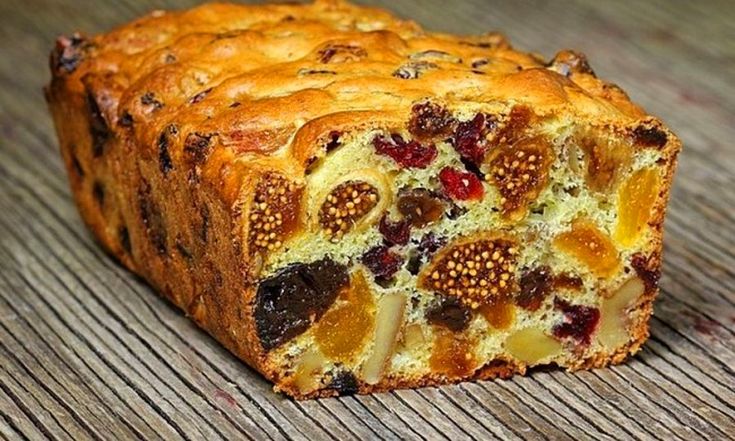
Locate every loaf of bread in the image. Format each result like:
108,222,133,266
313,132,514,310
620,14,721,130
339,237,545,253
46,0,680,398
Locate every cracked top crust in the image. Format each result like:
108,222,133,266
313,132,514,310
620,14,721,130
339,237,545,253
51,0,648,204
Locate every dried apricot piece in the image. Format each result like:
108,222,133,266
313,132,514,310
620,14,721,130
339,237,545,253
614,168,660,247
430,327,476,378
313,271,376,362
478,296,515,330
553,219,619,278
319,180,380,241
486,136,553,218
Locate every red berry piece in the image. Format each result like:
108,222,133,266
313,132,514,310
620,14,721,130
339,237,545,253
361,245,404,281
373,134,437,169
379,215,411,246
552,298,600,346
452,113,494,164
439,167,484,201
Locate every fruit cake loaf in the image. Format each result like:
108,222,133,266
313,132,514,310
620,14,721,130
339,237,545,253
46,0,680,398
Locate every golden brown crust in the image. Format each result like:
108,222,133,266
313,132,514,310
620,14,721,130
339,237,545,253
46,0,681,399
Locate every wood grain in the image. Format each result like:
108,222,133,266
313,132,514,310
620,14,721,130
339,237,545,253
1,0,733,439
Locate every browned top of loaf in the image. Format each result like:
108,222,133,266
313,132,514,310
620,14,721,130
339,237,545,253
51,0,647,202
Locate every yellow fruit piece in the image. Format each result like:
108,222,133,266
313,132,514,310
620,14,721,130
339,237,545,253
614,168,660,248
598,277,645,348
429,327,476,378
313,271,375,362
478,297,516,330
505,327,562,364
554,219,619,278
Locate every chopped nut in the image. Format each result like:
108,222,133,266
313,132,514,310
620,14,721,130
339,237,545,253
399,323,426,350
362,293,406,384
293,349,326,393
505,327,562,363
598,276,645,348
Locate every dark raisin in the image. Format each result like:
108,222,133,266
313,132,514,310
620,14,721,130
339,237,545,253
517,266,552,311
138,181,167,255
119,225,131,253
85,89,110,157
254,258,348,350
460,157,485,180
392,61,438,79
119,111,133,127
318,44,366,63
297,68,337,76
361,245,403,282
425,295,472,332
158,126,175,175
397,188,445,227
471,59,489,69
631,252,661,290
406,252,422,275
188,87,212,104
373,134,437,169
229,102,241,108
92,181,105,208
183,132,213,166
408,102,455,140
632,126,668,148
164,53,177,64
71,153,84,177
452,113,495,164
325,131,341,152
51,33,89,74
379,214,411,246
552,298,600,346
328,370,359,395
141,92,164,110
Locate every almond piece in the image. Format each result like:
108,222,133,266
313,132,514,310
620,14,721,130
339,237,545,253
362,293,406,384
505,327,562,363
293,349,326,393
598,276,645,348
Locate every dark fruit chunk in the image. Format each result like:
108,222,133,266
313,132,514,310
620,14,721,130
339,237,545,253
425,295,472,332
379,215,411,246
118,225,131,253
631,252,661,291
51,33,89,74
325,131,342,152
254,258,349,351
158,125,177,175
92,181,105,208
85,89,110,157
397,188,445,227
407,232,447,275
439,167,484,201
408,102,455,140
452,113,495,164
373,134,437,169
552,298,600,346
138,181,167,255
361,245,403,281
318,44,367,63
329,370,359,395
517,266,552,311
632,125,667,148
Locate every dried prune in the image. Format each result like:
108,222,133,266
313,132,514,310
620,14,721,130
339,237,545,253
373,134,437,169
552,298,600,346
379,215,411,246
254,258,349,351
361,245,403,281
397,188,445,227
517,266,552,311
425,295,472,332
408,102,455,140
439,167,484,201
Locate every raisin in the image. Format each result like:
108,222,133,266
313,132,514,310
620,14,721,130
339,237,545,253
397,188,445,227
158,125,176,175
188,87,212,104
393,61,438,79
183,132,213,166
517,266,552,311
452,113,495,164
318,44,367,63
319,181,379,241
471,59,489,69
379,214,411,246
71,153,85,177
328,371,359,395
119,111,133,127
175,238,193,261
141,92,164,110
85,89,110,157
552,298,600,346
254,258,348,351
119,225,131,254
408,102,455,140
361,245,403,282
439,167,484,201
425,295,472,332
373,134,437,169
325,131,342,152
632,125,668,148
138,181,167,255
297,68,337,76
92,181,105,208
51,33,89,74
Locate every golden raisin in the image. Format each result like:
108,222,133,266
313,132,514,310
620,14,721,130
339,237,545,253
429,327,476,378
614,168,660,247
248,173,302,254
554,219,619,278
420,235,518,308
487,136,553,218
313,271,375,362
478,296,515,330
319,181,379,241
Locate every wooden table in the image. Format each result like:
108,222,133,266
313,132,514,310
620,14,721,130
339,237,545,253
1,0,733,439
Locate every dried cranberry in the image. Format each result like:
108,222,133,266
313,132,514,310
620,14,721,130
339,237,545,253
439,167,484,200
397,188,445,227
552,298,600,346
373,134,437,169
379,215,411,246
452,114,494,164
425,295,472,332
361,245,403,281
408,102,455,140
517,266,552,311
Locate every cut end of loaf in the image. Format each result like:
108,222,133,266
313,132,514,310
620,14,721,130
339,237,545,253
247,102,677,398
